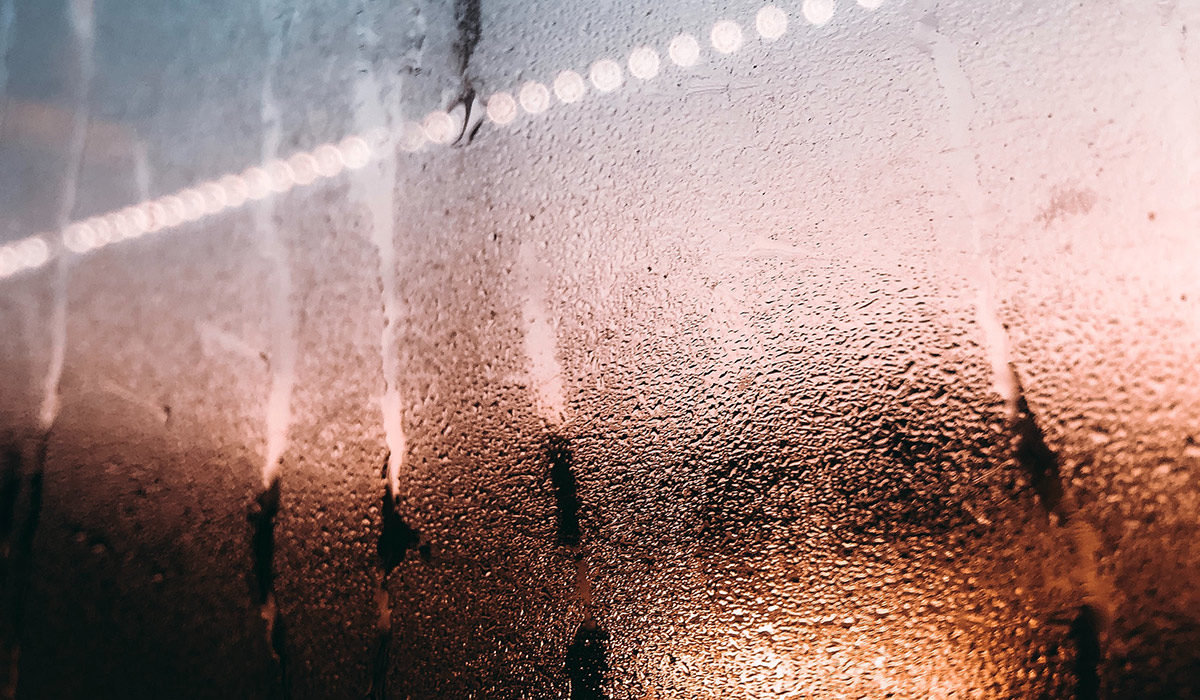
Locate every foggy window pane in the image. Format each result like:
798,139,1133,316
1,0,1198,698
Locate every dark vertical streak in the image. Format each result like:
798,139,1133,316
452,0,481,77
249,478,280,609
451,0,482,143
10,442,42,618
0,448,20,562
3,436,46,699
248,476,290,699
369,451,421,700
1070,604,1102,700
565,619,608,700
547,435,580,548
270,611,290,700
1010,383,1064,515
378,458,420,576
547,435,608,697
1008,371,1103,699
368,620,390,700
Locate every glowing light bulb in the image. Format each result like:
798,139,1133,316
142,201,167,233
63,222,95,253
288,152,319,186
589,59,623,92
312,144,344,178
802,0,835,26
159,195,187,227
756,6,788,40
86,217,114,247
628,46,660,80
0,0,870,275
125,206,151,236
160,200,182,228
711,20,744,54
553,71,586,103
219,174,249,208
176,188,206,221
109,210,136,240
669,34,701,67
519,81,551,114
263,160,295,193
242,168,271,200
486,92,518,125
0,248,16,277
199,182,228,215
422,110,458,145
14,237,49,268
339,136,373,168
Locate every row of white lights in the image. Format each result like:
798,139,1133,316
0,0,884,281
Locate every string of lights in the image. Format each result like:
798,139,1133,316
0,0,884,281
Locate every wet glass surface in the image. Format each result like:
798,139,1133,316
1,0,1199,697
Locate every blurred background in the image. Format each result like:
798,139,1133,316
1,0,1198,697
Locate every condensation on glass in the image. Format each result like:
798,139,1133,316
0,0,1198,698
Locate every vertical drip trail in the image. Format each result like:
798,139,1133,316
4,1,92,696
521,245,568,427
1009,370,1108,700
247,476,289,698
0,0,14,135
565,616,609,700
0,448,18,563
0,446,19,698
350,8,420,695
524,292,569,428
0,0,18,576
910,4,1013,408
256,2,296,492
1,439,44,700
450,0,482,143
521,247,608,698
370,452,422,699
132,139,152,203
547,436,580,549
40,0,94,437
351,40,406,503
251,2,295,694
913,6,1109,697
549,436,608,700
